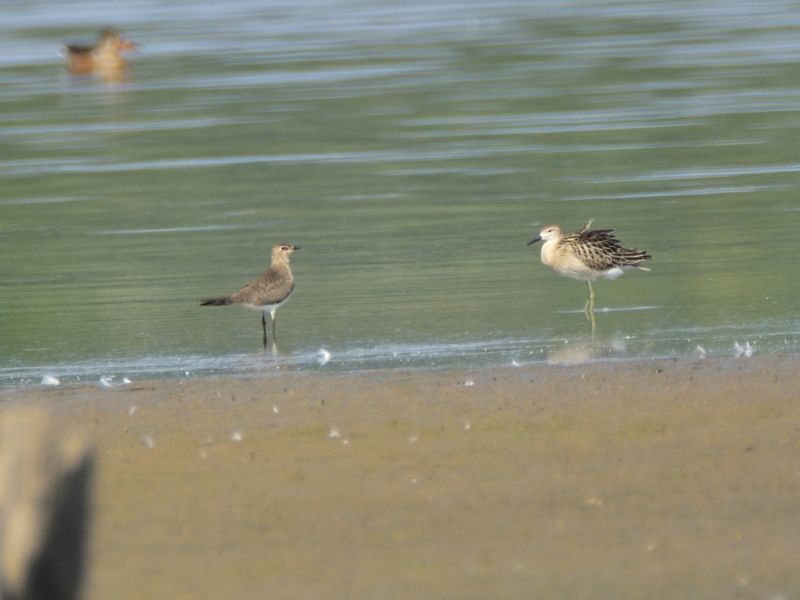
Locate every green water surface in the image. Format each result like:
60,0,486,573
1,1,799,382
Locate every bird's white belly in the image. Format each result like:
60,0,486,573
552,264,625,282
594,266,624,281
240,295,291,315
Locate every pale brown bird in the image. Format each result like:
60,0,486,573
527,220,650,312
63,29,137,76
200,243,300,348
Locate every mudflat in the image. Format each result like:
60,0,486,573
3,354,800,599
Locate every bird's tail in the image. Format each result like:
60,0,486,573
622,248,651,270
199,297,232,306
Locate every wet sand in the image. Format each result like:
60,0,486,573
3,354,800,599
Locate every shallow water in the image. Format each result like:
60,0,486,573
2,0,800,385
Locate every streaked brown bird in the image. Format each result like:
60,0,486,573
527,220,650,313
200,243,300,349
63,29,137,76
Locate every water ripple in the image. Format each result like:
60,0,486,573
88,224,264,235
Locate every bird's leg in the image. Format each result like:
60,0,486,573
271,311,277,344
584,281,595,314
261,313,268,349
583,282,597,338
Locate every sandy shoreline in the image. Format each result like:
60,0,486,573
3,354,800,599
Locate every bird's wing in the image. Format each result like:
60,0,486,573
567,228,651,269
564,229,627,270
231,268,293,306
64,43,94,54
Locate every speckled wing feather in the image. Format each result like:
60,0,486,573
562,229,651,271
